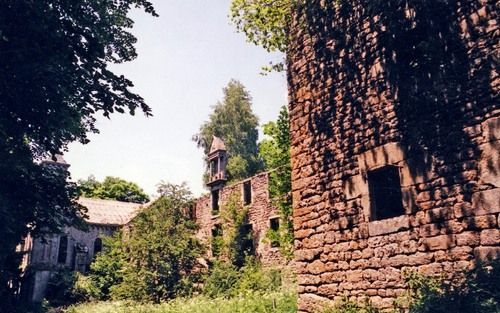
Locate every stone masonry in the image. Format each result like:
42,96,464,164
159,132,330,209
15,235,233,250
287,0,499,311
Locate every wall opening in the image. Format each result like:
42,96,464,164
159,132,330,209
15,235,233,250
57,235,68,264
243,180,252,205
241,224,254,256
93,238,102,255
210,158,219,177
211,224,223,257
269,217,280,247
211,189,220,215
367,165,405,221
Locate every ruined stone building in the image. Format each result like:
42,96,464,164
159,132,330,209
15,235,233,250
18,157,143,301
194,136,285,266
287,0,499,311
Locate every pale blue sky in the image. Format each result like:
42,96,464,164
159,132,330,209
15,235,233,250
65,1,287,197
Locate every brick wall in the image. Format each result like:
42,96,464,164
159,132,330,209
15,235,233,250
195,172,285,266
287,0,499,311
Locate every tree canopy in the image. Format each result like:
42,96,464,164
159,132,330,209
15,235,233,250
194,80,263,182
0,0,156,309
78,175,150,204
230,0,293,53
89,183,203,302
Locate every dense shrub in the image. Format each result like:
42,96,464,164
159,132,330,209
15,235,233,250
44,269,89,306
399,262,500,313
203,260,282,298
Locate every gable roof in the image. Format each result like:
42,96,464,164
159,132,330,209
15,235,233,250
77,198,143,226
209,136,226,154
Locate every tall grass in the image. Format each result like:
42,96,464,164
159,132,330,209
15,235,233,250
66,291,297,313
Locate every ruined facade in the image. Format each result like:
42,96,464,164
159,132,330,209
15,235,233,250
20,196,142,302
287,0,499,310
194,137,285,266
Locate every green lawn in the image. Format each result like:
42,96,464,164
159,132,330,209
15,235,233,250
66,291,297,313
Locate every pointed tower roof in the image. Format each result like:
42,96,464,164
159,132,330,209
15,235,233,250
209,136,226,154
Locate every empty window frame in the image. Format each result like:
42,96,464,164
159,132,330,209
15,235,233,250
94,238,102,255
211,224,223,257
367,165,405,221
241,224,254,256
210,158,219,177
269,217,280,248
243,180,252,205
57,235,68,264
211,189,220,215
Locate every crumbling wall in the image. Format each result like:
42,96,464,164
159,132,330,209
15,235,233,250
195,172,284,266
287,0,499,311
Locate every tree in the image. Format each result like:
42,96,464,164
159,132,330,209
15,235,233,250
230,0,293,53
259,106,293,259
78,176,150,204
0,0,156,308
108,182,203,302
194,80,263,182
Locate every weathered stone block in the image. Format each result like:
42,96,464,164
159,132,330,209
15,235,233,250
474,247,500,262
421,235,456,251
368,216,410,237
471,189,500,216
480,229,500,246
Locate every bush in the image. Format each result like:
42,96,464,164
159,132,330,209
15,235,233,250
44,269,89,306
319,297,380,313
398,261,500,313
202,259,282,298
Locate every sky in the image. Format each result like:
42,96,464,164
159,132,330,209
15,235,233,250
65,1,288,197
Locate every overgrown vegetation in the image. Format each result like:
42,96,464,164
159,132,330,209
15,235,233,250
259,106,293,259
82,183,203,302
78,175,150,204
0,0,156,309
67,291,297,313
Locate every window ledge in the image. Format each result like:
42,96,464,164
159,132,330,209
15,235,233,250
211,214,220,219
368,215,410,237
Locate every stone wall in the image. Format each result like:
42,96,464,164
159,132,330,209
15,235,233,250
195,172,285,266
287,0,499,311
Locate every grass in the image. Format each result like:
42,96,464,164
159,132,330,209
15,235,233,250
66,291,297,313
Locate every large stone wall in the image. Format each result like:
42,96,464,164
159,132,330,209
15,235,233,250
195,172,284,266
287,0,499,311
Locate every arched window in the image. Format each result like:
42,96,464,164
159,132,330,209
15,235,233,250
93,238,102,255
57,235,68,264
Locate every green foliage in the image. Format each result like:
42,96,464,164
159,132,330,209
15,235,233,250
107,183,203,302
397,263,500,313
230,0,294,53
319,297,380,313
78,175,150,204
194,80,263,182
88,233,126,300
259,106,293,259
0,0,155,307
67,291,297,313
203,260,282,299
45,269,90,306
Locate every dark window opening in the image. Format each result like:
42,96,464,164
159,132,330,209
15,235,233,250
241,224,254,256
211,189,220,215
188,205,196,220
243,181,252,205
93,238,102,255
269,217,280,248
367,165,405,221
210,158,219,177
57,235,68,264
211,224,223,257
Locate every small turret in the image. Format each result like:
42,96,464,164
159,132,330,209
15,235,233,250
41,154,70,170
206,136,227,189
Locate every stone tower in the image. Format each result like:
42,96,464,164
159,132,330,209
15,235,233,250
206,136,227,190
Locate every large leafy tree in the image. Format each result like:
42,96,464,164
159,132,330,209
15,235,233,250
194,80,263,182
78,175,150,204
96,183,203,302
0,0,156,308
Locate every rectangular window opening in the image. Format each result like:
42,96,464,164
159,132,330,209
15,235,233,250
269,217,280,248
241,224,254,256
243,181,252,205
367,165,405,221
211,189,219,215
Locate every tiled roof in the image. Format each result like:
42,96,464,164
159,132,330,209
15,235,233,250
209,136,226,154
77,198,143,226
